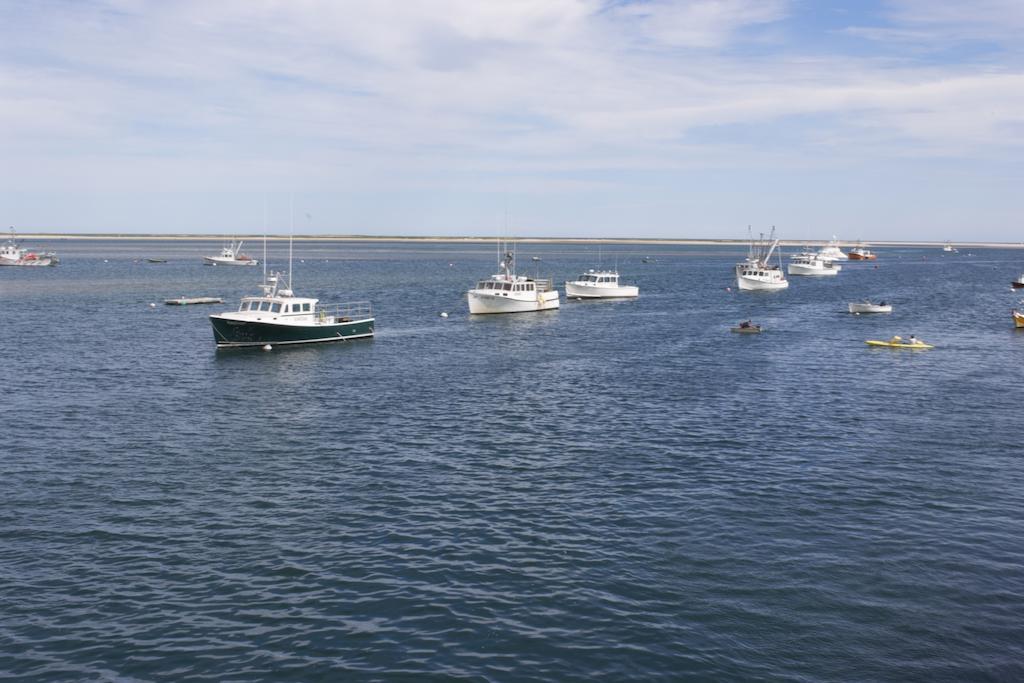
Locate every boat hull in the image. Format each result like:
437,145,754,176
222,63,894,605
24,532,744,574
1014,310,1024,328
467,290,560,314
0,256,57,266
848,303,892,314
203,256,258,266
787,264,838,276
209,315,374,347
564,282,639,298
865,340,933,349
736,276,788,291
1012,281,1024,289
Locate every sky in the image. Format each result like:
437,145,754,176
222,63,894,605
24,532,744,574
2,0,1023,239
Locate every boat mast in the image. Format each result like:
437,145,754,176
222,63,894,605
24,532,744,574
262,197,268,283
288,193,294,290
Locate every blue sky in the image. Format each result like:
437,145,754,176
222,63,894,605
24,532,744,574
2,0,1023,239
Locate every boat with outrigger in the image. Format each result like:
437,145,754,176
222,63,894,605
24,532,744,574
735,228,788,291
203,239,258,266
0,228,59,267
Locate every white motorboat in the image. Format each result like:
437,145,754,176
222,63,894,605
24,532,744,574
735,229,788,291
942,241,957,253
0,229,59,267
788,251,840,277
817,236,846,263
203,239,258,266
848,300,892,314
848,244,876,260
467,248,559,314
565,269,638,298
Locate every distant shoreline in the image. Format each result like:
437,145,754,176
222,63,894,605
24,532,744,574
12,233,1024,249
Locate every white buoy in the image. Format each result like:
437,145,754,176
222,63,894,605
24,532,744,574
262,344,273,351
440,312,449,318
149,303,156,308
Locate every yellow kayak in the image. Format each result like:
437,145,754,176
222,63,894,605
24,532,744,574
865,339,934,349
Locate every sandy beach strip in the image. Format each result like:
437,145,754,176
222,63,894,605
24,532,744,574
12,233,1024,249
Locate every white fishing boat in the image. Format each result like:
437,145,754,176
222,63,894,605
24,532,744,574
1012,274,1024,290
817,236,846,263
943,241,957,253
848,300,892,314
735,229,788,291
0,229,59,267
467,247,559,314
787,251,840,276
565,269,639,298
203,239,258,266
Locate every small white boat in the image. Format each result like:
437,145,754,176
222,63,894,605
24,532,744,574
0,229,59,267
848,244,876,260
565,270,638,298
735,228,788,291
848,300,892,314
467,248,559,314
1013,274,1024,290
788,251,840,277
943,241,958,253
203,240,258,266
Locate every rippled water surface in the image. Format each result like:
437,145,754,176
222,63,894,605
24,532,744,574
3,239,1024,681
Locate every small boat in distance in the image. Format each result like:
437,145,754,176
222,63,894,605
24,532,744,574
166,297,222,306
731,320,762,334
848,244,877,261
848,300,892,314
565,269,639,299
1011,274,1024,289
467,247,559,314
735,228,788,291
943,241,958,253
0,229,59,267
788,250,840,277
203,239,258,266
1013,309,1024,328
147,258,168,263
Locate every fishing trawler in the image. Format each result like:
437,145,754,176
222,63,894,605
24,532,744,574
735,229,788,291
467,247,559,314
565,270,639,298
203,239,258,266
0,229,59,266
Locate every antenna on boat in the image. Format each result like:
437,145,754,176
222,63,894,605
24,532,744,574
262,197,268,284
288,193,294,291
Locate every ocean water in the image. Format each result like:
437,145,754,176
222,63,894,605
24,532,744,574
3,239,1024,681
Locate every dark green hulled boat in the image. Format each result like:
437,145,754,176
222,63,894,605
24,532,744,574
209,272,373,348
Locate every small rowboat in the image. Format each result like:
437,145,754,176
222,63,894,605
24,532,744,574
866,339,933,349
1013,309,1024,328
731,323,762,334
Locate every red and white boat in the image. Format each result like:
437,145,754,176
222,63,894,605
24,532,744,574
848,245,876,261
0,229,59,267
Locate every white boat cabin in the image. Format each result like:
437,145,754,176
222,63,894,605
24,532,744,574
573,271,620,285
473,276,544,295
236,295,318,320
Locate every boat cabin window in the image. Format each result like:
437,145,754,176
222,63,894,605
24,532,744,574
526,283,534,291
270,303,281,313
303,303,311,312
502,282,512,291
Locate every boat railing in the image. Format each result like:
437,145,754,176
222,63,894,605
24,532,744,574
533,278,555,292
315,301,373,321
